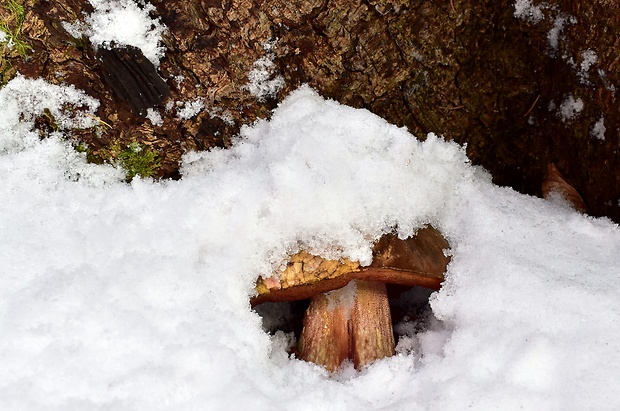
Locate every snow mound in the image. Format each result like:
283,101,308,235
1,84,619,410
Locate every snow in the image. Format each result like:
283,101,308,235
558,94,583,121
176,98,205,120
598,69,617,93
1,79,620,410
173,98,235,126
145,108,163,126
513,0,544,24
0,75,100,154
62,0,167,67
512,2,579,60
579,49,598,84
591,116,606,141
246,56,285,101
547,15,566,51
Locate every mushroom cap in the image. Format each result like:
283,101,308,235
251,226,450,306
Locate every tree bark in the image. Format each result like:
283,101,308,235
7,0,620,221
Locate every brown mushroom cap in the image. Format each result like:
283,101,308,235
251,226,450,306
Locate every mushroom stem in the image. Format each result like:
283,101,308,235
297,284,351,371
298,279,394,371
350,280,395,369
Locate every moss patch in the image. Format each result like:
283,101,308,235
81,140,162,182
0,0,33,86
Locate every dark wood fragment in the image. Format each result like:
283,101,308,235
97,44,170,117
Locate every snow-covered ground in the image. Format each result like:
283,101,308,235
1,77,619,410
2,0,620,408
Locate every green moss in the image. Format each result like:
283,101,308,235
74,141,89,154
0,57,14,87
68,34,89,51
0,0,32,87
41,108,60,132
74,139,161,182
102,141,162,182
0,0,32,58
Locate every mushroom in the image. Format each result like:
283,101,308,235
252,226,451,371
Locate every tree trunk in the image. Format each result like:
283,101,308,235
7,0,620,221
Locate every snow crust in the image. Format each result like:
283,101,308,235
1,80,620,410
62,0,166,67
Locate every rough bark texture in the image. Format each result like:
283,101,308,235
5,0,620,221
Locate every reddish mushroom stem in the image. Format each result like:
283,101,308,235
298,279,394,371
350,280,395,369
